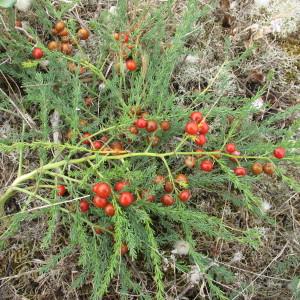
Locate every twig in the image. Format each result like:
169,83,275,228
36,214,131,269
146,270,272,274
15,26,35,41
0,269,39,281
0,147,291,216
50,110,63,167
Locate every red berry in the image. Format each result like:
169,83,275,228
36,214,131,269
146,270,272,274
57,185,67,196
92,183,99,193
92,182,111,198
126,59,137,71
80,200,89,212
226,143,236,153
164,181,173,193
195,134,207,146
178,190,191,202
91,140,103,150
81,132,92,145
120,244,129,255
160,194,174,206
185,121,198,135
104,203,115,216
234,167,247,176
93,195,108,208
114,181,129,192
32,47,44,59
198,121,209,134
200,160,214,172
146,120,158,132
118,191,134,207
160,120,171,131
122,33,129,43
190,112,203,123
273,147,285,159
135,118,148,129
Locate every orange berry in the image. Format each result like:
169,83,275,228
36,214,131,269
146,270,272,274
77,28,89,40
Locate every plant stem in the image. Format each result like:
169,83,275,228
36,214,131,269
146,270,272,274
0,149,284,216
44,171,82,183
0,154,96,216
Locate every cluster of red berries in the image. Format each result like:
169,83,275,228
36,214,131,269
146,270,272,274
250,147,286,175
129,112,171,146
183,111,286,177
79,181,135,217
184,111,220,173
224,143,247,176
185,111,209,145
54,144,285,255
227,145,285,176
75,173,192,214
113,31,137,71
77,181,131,255
185,144,285,176
79,133,126,154
154,174,192,206
57,146,285,202
31,20,89,66
133,118,170,133
77,109,171,149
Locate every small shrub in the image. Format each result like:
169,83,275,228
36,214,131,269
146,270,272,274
0,0,299,299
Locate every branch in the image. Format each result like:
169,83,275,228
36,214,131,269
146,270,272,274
0,148,284,217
